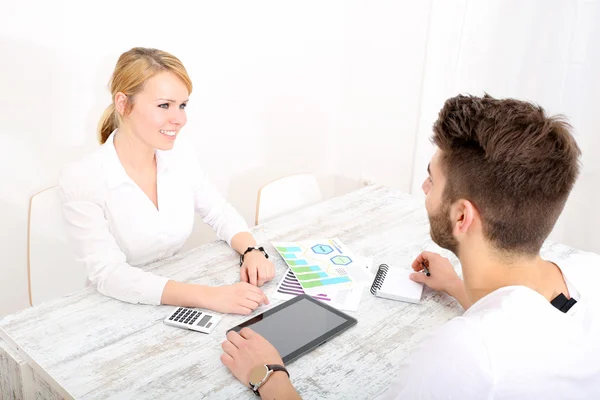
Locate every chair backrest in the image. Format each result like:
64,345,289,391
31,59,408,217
255,174,323,225
28,186,87,306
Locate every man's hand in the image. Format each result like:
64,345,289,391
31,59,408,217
221,328,284,385
221,329,301,398
410,251,472,310
241,251,276,286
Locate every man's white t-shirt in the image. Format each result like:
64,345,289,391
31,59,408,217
379,251,600,399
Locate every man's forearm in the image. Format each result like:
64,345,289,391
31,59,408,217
259,372,302,400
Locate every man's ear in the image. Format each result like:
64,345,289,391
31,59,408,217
451,199,477,237
114,92,128,116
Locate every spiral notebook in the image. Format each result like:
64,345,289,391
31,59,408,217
370,264,423,304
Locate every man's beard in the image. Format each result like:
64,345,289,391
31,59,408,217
428,203,459,255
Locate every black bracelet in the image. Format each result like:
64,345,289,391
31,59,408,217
240,246,269,267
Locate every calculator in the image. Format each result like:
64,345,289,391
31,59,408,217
163,307,221,334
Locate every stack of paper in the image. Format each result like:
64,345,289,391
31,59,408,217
271,238,373,311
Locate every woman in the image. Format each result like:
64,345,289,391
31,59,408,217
59,47,275,315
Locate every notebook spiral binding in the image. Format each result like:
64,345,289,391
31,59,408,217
370,264,390,295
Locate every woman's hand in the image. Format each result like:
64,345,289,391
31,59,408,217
241,251,276,287
204,282,269,315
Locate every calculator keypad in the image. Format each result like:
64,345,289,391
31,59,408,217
164,307,220,334
169,307,202,325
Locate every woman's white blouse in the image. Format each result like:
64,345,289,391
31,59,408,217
58,131,249,305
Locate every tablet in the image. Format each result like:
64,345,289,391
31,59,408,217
228,294,357,364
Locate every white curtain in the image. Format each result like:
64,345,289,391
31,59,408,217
411,0,600,253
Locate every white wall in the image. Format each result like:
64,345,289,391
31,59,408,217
0,1,430,316
335,1,431,193
411,0,600,254
2,0,597,318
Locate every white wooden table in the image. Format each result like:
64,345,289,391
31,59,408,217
0,185,581,399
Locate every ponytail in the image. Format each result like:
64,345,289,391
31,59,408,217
98,104,117,144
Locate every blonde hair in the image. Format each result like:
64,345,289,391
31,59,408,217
98,47,193,144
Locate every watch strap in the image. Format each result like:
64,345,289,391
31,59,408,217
266,364,289,377
239,246,269,267
249,364,289,395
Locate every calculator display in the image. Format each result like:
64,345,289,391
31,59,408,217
197,315,212,327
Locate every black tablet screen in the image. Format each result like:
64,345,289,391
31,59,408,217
230,296,355,363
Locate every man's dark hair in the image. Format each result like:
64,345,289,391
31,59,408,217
432,94,581,255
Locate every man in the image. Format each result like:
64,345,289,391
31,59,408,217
219,94,600,399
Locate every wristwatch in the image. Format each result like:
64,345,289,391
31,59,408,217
248,364,289,395
239,246,269,267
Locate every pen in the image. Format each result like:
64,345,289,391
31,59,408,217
421,261,431,277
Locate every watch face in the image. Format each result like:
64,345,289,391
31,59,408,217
249,365,269,386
